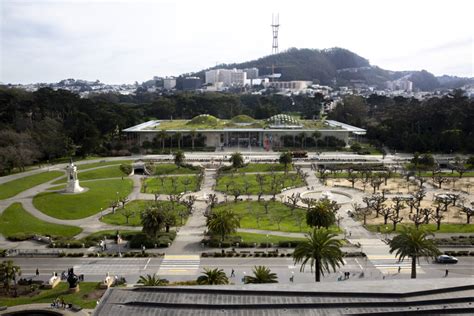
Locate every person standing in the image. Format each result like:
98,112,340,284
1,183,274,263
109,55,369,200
36,268,39,276
445,269,449,277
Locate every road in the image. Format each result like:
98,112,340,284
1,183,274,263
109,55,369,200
10,256,474,285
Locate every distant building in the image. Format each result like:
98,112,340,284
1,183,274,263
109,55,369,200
386,78,413,92
182,77,202,90
205,68,247,86
243,67,259,79
266,80,312,92
163,77,176,90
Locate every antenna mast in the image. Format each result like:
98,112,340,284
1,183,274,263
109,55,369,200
271,13,280,55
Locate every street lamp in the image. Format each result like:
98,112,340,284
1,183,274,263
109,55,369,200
266,234,269,251
100,207,103,219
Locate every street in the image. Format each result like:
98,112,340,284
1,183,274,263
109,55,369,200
10,256,474,285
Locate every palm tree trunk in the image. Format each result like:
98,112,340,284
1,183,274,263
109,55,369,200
315,259,321,282
411,256,417,279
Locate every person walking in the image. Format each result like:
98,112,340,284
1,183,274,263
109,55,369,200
445,269,449,277
230,269,235,277
398,266,401,273
36,268,39,276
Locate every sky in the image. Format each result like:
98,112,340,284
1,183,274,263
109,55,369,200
1,0,473,84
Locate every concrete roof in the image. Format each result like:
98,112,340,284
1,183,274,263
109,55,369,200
94,279,474,315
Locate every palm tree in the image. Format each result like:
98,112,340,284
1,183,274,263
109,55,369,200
388,227,440,279
206,209,240,241
197,268,229,285
279,151,292,172
158,130,167,152
293,228,344,282
312,131,321,149
229,152,244,169
244,266,278,284
0,260,21,295
306,199,337,229
137,274,169,286
175,132,182,149
141,206,165,239
190,129,197,150
173,150,185,167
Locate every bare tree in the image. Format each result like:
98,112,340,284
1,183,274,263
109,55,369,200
421,208,433,224
271,214,285,230
353,202,372,225
391,196,406,217
231,189,241,202
370,176,384,194
409,212,424,229
109,200,119,214
388,210,403,231
347,171,359,188
461,206,474,224
287,193,300,214
430,204,444,230
182,195,197,213
122,208,134,225
119,196,129,208
256,174,265,192
380,207,393,225
207,193,218,208
262,199,271,214
446,193,460,207
432,172,449,189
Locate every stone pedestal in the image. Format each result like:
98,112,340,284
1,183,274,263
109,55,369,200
65,160,84,193
68,285,80,293
66,180,84,193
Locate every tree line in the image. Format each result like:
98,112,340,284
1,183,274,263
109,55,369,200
329,91,474,153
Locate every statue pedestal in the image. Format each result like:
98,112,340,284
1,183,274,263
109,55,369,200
68,285,80,293
66,180,84,193
45,276,60,289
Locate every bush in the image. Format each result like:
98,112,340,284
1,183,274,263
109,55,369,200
7,233,34,241
66,252,84,257
120,164,133,175
128,232,176,249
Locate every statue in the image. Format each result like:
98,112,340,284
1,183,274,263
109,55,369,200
67,268,79,291
65,158,84,193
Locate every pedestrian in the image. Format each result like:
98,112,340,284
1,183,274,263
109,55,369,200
349,232,352,237
36,268,39,276
230,269,235,277
290,275,294,283
445,269,449,277
398,266,401,273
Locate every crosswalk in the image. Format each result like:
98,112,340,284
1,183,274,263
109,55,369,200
367,254,422,274
351,239,424,275
157,255,200,275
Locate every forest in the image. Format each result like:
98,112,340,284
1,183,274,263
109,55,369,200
0,87,472,175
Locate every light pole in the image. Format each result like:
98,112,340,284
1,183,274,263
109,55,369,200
266,234,269,251
100,207,103,219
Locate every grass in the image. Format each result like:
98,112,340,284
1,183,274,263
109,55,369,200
213,201,340,233
0,282,103,309
153,163,200,175
416,171,474,177
0,171,64,200
0,203,82,238
52,165,128,184
216,173,305,195
366,223,474,233
33,179,133,220
100,200,188,226
221,163,293,173
230,232,305,243
143,175,200,194
76,160,132,170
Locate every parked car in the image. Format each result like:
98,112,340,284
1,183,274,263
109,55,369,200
435,255,458,264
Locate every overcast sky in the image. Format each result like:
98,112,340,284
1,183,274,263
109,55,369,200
1,0,473,84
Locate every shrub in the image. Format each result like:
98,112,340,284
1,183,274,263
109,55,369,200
7,233,35,241
120,164,133,175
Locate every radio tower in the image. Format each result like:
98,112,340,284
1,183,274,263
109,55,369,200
271,13,280,54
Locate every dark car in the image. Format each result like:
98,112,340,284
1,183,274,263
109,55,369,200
435,255,458,264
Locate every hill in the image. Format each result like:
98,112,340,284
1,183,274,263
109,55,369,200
191,48,473,91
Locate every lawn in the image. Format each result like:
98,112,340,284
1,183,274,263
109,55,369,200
0,171,64,200
0,203,82,238
215,173,305,195
0,282,103,309
213,201,340,233
366,223,474,233
230,232,305,244
52,165,128,184
76,160,132,170
101,200,189,226
33,179,133,220
153,163,200,175
143,175,200,194
221,163,293,173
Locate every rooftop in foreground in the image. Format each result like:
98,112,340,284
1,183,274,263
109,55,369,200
94,278,474,315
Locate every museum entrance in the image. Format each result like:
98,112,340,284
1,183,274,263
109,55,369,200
222,131,262,150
